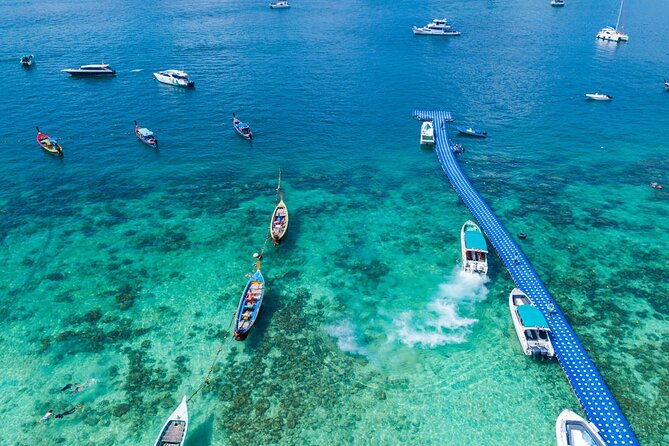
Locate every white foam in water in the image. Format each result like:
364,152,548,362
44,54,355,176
130,69,143,72
326,319,368,356
389,270,489,348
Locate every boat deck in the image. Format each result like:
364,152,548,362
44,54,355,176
412,109,638,446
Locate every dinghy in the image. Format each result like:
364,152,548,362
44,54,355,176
460,220,488,275
556,409,606,446
509,288,555,358
134,120,158,148
456,126,487,137
35,127,63,156
585,93,612,101
420,120,434,145
153,396,188,446
232,113,253,140
233,263,265,340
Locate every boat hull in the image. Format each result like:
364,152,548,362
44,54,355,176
36,129,63,156
233,116,253,140
153,72,195,88
412,27,461,36
233,270,265,340
154,396,189,446
270,200,289,243
456,126,487,137
62,69,116,76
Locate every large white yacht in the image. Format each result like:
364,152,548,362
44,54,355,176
153,70,195,88
509,288,555,358
62,64,116,76
460,220,488,275
412,19,461,36
556,409,606,446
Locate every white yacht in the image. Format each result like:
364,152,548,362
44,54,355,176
62,64,116,76
550,0,565,6
596,0,628,42
153,70,195,88
585,93,612,101
420,121,434,145
509,288,555,358
556,409,606,446
412,19,461,36
270,0,290,8
460,220,488,275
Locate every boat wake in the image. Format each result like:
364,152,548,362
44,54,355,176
130,68,143,72
388,270,489,348
326,319,368,356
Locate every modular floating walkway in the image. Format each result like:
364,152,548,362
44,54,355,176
412,110,638,446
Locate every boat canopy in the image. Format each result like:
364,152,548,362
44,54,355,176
464,231,487,251
139,128,154,137
517,305,549,329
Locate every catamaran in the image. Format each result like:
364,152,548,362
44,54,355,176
509,288,555,358
596,0,628,42
460,220,488,275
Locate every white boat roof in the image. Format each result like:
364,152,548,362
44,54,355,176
138,128,154,137
160,69,189,76
80,64,111,69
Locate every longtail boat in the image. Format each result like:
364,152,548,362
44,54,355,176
233,262,265,341
232,113,253,140
153,396,188,446
134,120,158,148
35,127,63,156
270,169,288,244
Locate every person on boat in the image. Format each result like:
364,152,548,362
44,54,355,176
39,409,54,422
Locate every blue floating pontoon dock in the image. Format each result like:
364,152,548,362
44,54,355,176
413,110,638,446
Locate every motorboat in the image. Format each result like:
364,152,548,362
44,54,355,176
460,220,488,275
550,0,565,6
232,113,253,140
21,54,34,66
134,120,158,148
556,409,606,446
456,126,487,137
62,64,116,76
509,288,555,358
233,262,265,341
420,120,434,145
35,127,63,156
270,0,290,8
412,18,461,36
585,93,612,101
596,0,628,42
153,396,189,446
664,78,669,90
153,70,195,88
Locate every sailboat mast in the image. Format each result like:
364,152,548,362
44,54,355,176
616,0,624,29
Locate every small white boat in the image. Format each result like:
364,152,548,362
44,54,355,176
664,78,669,90
596,0,628,42
556,409,606,446
585,93,612,101
62,64,116,76
509,288,555,358
21,54,34,66
154,396,188,446
420,121,434,145
460,220,488,275
412,18,461,36
153,70,195,88
550,0,565,6
270,0,290,8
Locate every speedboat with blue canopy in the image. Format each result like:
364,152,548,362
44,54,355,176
509,288,555,358
555,409,606,446
420,121,434,145
460,220,488,275
134,120,158,148
456,126,487,137
232,113,253,140
233,262,265,341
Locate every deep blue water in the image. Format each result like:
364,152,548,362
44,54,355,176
1,0,668,444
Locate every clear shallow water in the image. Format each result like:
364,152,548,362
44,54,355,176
1,0,668,444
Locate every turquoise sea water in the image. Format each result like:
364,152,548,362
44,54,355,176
1,0,668,444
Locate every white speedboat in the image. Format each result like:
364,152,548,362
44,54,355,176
62,64,116,76
550,0,565,6
509,288,555,358
420,120,434,145
556,409,606,446
412,19,461,36
664,78,669,90
153,396,188,446
585,93,612,101
460,220,488,275
270,0,290,8
596,0,628,42
153,70,195,88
